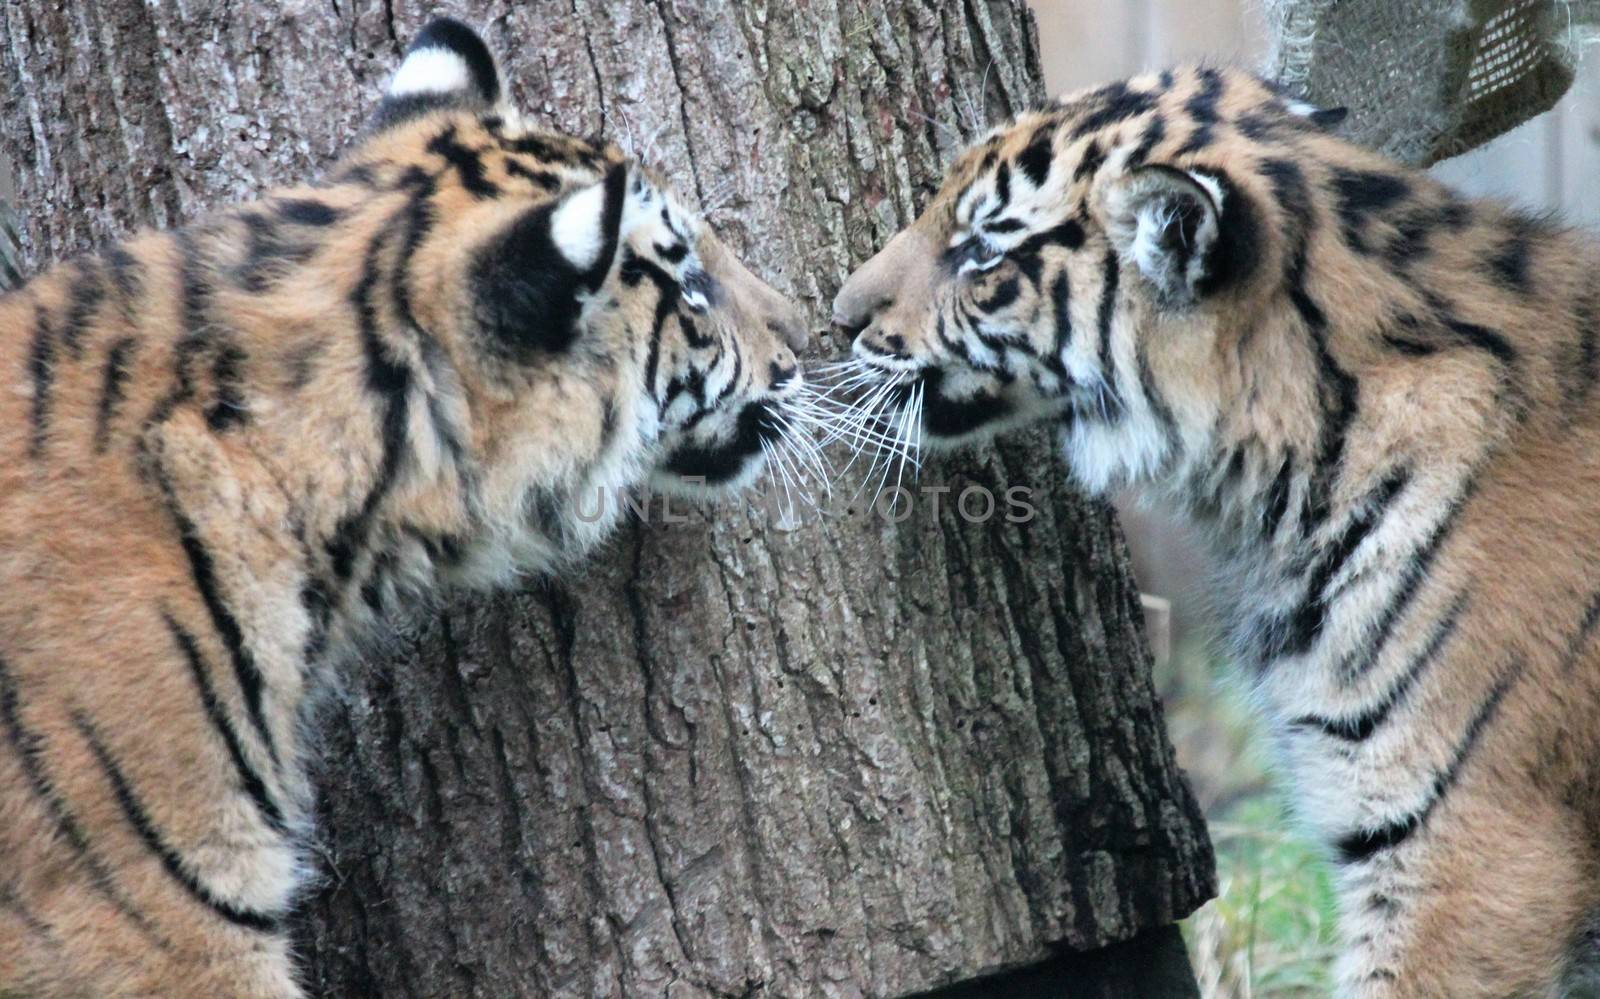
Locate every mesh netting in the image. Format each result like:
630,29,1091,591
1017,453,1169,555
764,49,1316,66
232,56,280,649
1265,0,1600,166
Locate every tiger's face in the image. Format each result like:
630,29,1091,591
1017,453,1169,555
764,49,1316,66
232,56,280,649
334,20,810,573
831,70,1327,496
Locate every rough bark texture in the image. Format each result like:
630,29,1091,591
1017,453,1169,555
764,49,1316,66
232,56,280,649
0,3,1214,996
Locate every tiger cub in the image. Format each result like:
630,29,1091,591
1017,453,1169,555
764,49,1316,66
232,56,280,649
0,19,810,999
831,66,1600,997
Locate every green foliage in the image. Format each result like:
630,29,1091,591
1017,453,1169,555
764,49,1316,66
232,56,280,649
1187,796,1340,997
1158,643,1339,997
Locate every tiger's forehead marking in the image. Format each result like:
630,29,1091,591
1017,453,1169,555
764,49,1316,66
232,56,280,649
936,66,1315,221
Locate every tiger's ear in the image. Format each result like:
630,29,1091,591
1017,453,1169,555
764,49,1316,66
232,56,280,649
1288,101,1349,131
1103,164,1223,307
369,18,502,132
471,166,630,360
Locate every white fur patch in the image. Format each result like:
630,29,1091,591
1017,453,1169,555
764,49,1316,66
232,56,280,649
550,183,608,271
387,48,472,98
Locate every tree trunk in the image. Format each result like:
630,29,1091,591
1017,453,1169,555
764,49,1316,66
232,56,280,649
0,3,1214,996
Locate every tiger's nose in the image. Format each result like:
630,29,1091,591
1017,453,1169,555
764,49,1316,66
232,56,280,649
833,226,933,335
830,289,880,336
766,301,809,352
832,261,885,335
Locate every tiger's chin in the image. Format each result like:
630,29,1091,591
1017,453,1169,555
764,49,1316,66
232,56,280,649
650,399,779,498
908,366,1071,451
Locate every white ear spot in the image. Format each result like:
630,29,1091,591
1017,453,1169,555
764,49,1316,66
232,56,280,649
1286,100,1350,131
387,48,473,98
550,183,608,271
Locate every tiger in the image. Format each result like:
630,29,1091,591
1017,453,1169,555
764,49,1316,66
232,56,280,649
0,18,812,999
829,65,1600,998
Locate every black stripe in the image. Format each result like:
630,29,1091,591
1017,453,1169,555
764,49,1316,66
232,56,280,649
165,614,286,833
71,710,281,932
1135,337,1179,452
60,262,106,360
1261,454,1295,540
1487,233,1532,294
233,214,317,294
1257,158,1314,259
27,305,56,460
1261,161,1354,534
1068,82,1157,139
1383,305,1516,366
1569,293,1600,409
585,165,627,292
300,580,334,663
622,250,684,404
1194,170,1263,296
1335,661,1520,863
1559,588,1600,672
1275,468,1410,662
389,174,440,335
713,338,744,409
105,247,144,310
991,162,1012,211
1236,112,1283,142
1016,126,1055,188
1439,315,1516,366
1296,591,1468,740
426,125,500,200
0,654,163,942
175,229,211,342
0,879,55,943
1071,141,1105,186
1383,206,1441,267
1289,246,1360,540
505,159,561,191
1094,248,1120,398
153,472,279,766
204,341,250,432
975,275,1021,313
655,240,690,264
1173,68,1225,156
1329,168,1411,254
1381,333,1436,357
327,217,413,584
1047,270,1072,376
1015,219,1087,262
274,198,342,227
94,336,139,453
1340,484,1473,680
1128,114,1167,168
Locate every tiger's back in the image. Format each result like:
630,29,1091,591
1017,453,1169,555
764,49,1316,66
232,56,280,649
0,227,320,992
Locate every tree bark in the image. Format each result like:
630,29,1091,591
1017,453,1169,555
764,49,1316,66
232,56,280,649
0,3,1214,996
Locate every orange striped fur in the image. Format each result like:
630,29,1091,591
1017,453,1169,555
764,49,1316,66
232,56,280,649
0,20,808,997
833,67,1600,997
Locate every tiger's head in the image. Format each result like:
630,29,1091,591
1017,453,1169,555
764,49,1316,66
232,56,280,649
315,19,812,578
830,68,1352,498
